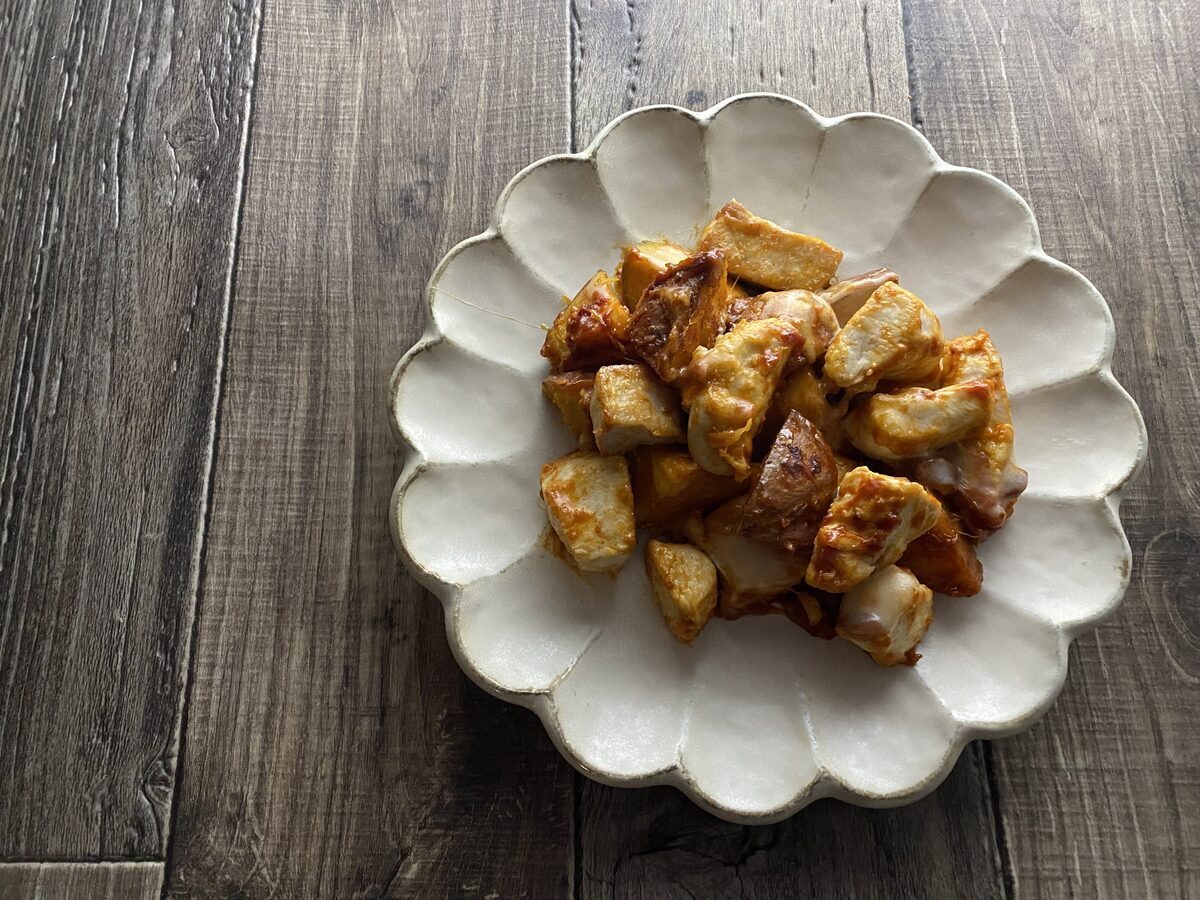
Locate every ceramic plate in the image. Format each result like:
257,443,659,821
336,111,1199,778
388,94,1147,823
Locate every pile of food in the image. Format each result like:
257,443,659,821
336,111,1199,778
537,200,1027,666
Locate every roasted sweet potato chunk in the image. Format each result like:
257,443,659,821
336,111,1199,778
698,200,842,291
739,411,838,552
645,539,718,644
626,250,732,383
898,504,982,597
589,364,684,455
685,496,809,619
542,372,595,449
631,446,746,528
617,240,690,308
540,451,636,572
541,271,632,372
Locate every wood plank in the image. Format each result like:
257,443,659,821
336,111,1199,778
0,0,261,859
905,0,1200,897
161,2,573,896
571,3,1003,897
0,863,162,900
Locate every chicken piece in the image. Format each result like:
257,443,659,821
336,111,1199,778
645,540,719,644
626,250,732,383
843,381,995,463
540,451,636,572
681,317,802,480
917,330,1028,538
698,200,843,291
899,504,983,597
630,446,746,528
541,271,632,372
823,282,944,392
806,467,941,592
836,565,933,666
589,364,684,455
739,411,838,552
617,239,690,309
685,496,810,618
723,289,839,366
542,372,596,449
820,268,899,324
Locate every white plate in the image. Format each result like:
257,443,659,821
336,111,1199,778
388,94,1147,823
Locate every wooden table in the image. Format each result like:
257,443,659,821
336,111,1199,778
1,1,1195,897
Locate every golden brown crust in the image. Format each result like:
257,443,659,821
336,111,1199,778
898,504,983,597
541,372,596,449
698,200,842,291
541,271,632,372
617,240,690,309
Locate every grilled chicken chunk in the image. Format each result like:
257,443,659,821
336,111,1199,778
836,565,933,666
589,364,684,455
824,282,944,392
627,250,732,383
915,330,1028,538
698,200,842,291
844,381,994,462
645,540,719,644
723,289,839,366
820,267,899,324
898,503,983,597
542,372,596,449
630,446,746,528
685,496,810,619
806,467,941,593
681,317,802,480
617,239,690,309
739,412,838,552
540,451,636,572
541,270,631,372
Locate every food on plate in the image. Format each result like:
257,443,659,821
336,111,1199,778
542,372,596,449
589,363,685,455
680,317,802,480
836,565,934,666
617,239,690,308
541,271,631,372
645,539,718,644
698,200,842,291
535,200,1025,663
539,451,636,572
806,467,941,593
631,446,745,528
626,250,731,383
738,411,838,553
823,282,944,392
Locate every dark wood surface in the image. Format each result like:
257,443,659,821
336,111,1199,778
0,0,1194,897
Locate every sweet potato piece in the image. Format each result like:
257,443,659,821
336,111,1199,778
627,250,732,383
542,372,595,449
540,451,636,572
739,411,838,553
898,505,982,597
836,564,933,666
698,200,842,291
645,539,718,644
617,240,690,308
630,446,745,528
541,271,631,372
806,467,941,593
589,364,684,455
684,496,809,619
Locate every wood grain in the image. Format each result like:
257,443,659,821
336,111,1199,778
0,863,162,900
161,2,574,896
0,0,260,859
571,3,1003,898
906,0,1200,897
